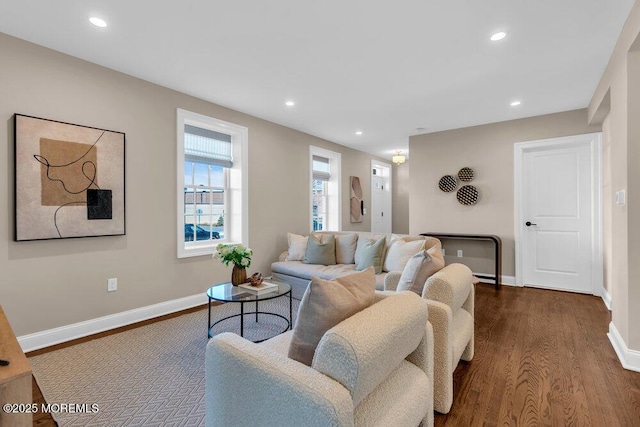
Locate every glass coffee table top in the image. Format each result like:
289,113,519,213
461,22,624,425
206,279,291,303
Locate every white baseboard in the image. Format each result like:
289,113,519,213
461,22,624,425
474,273,517,287
607,321,640,372
18,293,208,353
601,287,612,310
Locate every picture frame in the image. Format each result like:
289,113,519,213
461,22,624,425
14,114,126,241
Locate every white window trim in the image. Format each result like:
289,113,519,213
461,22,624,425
177,109,248,258
309,146,341,232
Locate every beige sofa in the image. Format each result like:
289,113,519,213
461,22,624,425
271,231,459,300
205,291,435,427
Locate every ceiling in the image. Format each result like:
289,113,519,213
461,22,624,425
0,1,634,162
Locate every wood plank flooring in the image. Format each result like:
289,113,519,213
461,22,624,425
436,284,640,426
30,285,640,426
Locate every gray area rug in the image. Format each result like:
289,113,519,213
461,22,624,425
29,297,299,426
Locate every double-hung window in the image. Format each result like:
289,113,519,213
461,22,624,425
310,146,341,232
177,109,248,258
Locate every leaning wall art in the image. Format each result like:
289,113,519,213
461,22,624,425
14,114,125,241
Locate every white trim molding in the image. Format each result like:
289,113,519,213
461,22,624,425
608,322,640,372
601,287,612,310
18,293,208,353
513,133,603,294
474,274,517,287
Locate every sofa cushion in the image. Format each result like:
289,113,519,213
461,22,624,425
355,236,386,274
335,233,358,264
397,249,443,294
312,292,428,406
286,232,308,261
288,268,376,366
383,237,426,272
303,234,336,265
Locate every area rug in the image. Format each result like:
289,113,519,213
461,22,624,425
29,297,299,426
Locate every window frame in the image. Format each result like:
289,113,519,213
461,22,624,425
177,109,248,258
309,146,341,232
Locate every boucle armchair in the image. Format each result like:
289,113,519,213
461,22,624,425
382,262,474,414
205,292,435,427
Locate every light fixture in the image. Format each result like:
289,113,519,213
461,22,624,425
510,100,522,106
392,150,406,165
490,31,507,41
89,17,107,27
285,100,295,107
355,131,363,135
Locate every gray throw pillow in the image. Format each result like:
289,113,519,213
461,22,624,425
303,234,336,265
397,247,445,294
354,237,386,274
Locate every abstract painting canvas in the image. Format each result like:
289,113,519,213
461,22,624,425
14,114,125,241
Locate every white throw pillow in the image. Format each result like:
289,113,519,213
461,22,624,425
286,232,308,261
397,246,445,294
383,237,426,272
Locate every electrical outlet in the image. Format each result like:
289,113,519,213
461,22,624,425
457,250,463,257
442,248,446,256
107,278,117,292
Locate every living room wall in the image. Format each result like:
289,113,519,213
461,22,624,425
408,110,600,280
589,0,640,355
0,33,384,336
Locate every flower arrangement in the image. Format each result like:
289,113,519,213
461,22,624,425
214,243,253,269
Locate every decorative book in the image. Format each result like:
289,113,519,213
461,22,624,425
238,281,279,295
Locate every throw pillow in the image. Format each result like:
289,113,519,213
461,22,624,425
335,233,358,264
354,236,386,274
397,243,445,294
286,232,308,261
288,267,376,366
383,237,426,272
303,233,337,265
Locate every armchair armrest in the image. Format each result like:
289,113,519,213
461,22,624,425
206,333,354,427
424,300,454,414
422,263,472,311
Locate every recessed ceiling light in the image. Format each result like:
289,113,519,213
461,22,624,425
355,131,363,136
89,17,107,28
510,100,522,106
490,31,507,41
285,100,295,107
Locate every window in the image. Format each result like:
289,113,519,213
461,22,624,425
310,146,341,232
177,109,248,258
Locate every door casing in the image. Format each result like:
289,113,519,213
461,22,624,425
514,133,603,294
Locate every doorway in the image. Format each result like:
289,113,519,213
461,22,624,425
514,133,602,294
371,160,392,233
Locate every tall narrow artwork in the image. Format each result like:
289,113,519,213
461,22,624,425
350,176,363,223
14,114,125,241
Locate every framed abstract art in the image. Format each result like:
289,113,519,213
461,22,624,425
14,114,125,241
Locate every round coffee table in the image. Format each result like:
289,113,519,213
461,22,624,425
206,280,292,342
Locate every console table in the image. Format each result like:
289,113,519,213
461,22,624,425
421,232,502,290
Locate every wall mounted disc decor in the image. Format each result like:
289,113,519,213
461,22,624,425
458,167,474,182
438,175,457,192
457,185,479,205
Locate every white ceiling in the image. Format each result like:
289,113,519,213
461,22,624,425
0,1,634,162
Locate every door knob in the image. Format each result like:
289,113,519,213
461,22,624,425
525,221,537,227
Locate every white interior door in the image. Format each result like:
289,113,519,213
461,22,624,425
516,133,601,294
371,161,392,233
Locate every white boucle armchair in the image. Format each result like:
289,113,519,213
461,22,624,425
382,263,474,414
205,292,434,427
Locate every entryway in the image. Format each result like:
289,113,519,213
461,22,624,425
514,133,602,294
371,160,392,233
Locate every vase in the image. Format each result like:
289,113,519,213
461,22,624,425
231,265,247,286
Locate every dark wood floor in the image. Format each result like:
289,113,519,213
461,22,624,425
436,284,640,426
30,285,640,426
